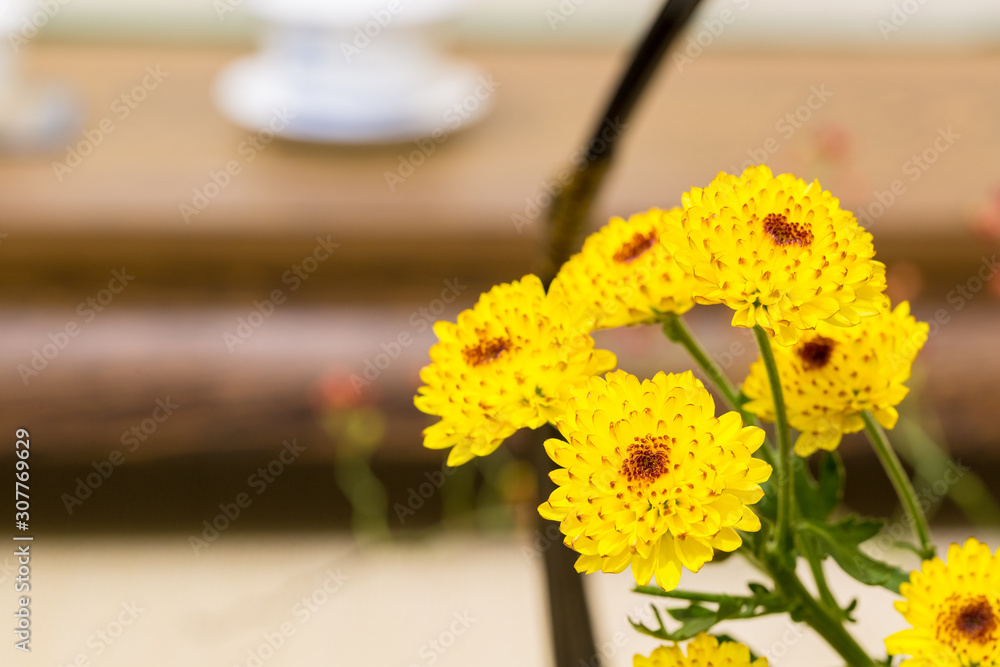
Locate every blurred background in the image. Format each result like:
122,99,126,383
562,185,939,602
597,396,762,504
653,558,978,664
1,0,999,664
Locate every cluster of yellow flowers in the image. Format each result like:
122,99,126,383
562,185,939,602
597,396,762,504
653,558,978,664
414,165,997,665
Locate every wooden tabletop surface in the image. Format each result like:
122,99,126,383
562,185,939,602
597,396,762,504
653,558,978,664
1,44,998,465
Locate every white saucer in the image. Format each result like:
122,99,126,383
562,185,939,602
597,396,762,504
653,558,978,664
214,52,493,144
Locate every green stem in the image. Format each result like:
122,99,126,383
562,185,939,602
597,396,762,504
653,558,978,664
753,325,794,559
862,412,935,560
661,314,774,473
633,586,773,605
661,313,748,418
333,457,390,538
768,561,877,667
798,533,842,618
896,416,1000,527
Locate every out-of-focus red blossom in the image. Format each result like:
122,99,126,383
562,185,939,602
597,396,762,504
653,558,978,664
813,123,854,164
313,370,379,412
973,188,1000,242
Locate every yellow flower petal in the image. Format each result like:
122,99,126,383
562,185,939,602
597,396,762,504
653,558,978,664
538,370,770,591
670,165,888,345
743,300,927,457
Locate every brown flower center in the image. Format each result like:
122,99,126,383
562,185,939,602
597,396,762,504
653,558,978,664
938,596,998,647
762,213,813,247
613,231,658,263
621,435,670,485
462,336,509,367
797,336,836,370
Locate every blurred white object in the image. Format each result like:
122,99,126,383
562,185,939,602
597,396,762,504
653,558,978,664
215,0,494,144
0,1,26,101
0,0,79,154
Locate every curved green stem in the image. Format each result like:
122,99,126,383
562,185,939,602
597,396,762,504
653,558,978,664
862,412,935,560
798,533,842,619
661,313,747,417
768,560,877,667
752,325,794,559
896,416,1000,527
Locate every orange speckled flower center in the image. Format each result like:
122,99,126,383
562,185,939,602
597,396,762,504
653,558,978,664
613,231,658,264
797,336,836,370
621,435,671,485
939,596,998,646
762,213,813,247
462,336,509,367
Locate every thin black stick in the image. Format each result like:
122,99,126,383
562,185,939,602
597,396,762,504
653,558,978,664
541,0,704,282
534,2,704,666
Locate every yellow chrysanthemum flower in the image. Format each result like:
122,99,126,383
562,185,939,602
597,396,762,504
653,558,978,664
885,537,1000,667
548,208,696,332
671,165,888,345
415,274,616,466
635,633,768,667
538,370,770,591
741,300,927,456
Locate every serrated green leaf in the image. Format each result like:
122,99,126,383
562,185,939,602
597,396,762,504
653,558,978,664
800,517,910,593
673,614,723,640
628,589,790,643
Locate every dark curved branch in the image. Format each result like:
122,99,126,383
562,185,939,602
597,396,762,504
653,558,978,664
532,3,705,667
542,0,704,284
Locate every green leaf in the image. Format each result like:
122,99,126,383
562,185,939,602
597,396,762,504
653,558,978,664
667,604,714,621
817,451,845,516
794,452,844,521
628,585,790,642
800,516,911,593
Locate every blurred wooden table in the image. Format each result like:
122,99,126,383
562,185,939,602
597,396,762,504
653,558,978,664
0,44,998,469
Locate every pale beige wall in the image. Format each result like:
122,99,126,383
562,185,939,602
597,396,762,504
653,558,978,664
19,0,1000,49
